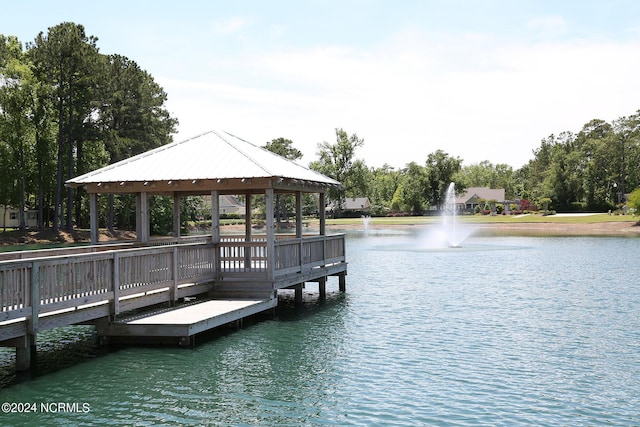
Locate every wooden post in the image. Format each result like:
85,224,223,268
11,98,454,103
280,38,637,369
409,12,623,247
17,261,40,371
173,192,181,239
211,190,220,243
318,277,326,299
295,191,303,238
319,192,326,236
295,283,303,306
171,246,179,305
136,193,142,240
112,252,120,319
339,272,346,292
90,193,98,245
211,190,220,280
29,262,39,335
265,189,275,280
245,192,252,241
245,193,252,270
15,335,34,372
139,192,150,243
296,191,303,270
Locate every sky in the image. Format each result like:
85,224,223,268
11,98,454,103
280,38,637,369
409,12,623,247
2,0,640,169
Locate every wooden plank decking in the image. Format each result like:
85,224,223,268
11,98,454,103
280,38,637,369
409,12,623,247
98,298,277,345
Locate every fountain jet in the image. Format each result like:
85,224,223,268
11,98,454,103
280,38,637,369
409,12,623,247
421,182,474,249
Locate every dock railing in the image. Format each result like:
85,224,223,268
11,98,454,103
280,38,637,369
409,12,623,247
0,242,217,341
273,234,346,276
0,234,346,342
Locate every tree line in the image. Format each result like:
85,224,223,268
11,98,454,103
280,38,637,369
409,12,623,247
2,23,639,234
0,23,177,231
313,114,640,217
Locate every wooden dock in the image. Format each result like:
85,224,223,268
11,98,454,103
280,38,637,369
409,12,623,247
99,298,277,345
0,234,347,371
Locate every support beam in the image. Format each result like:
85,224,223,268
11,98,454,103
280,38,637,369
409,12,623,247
173,193,181,238
15,335,34,371
136,193,141,239
90,193,98,245
245,192,252,242
296,191,303,238
138,192,150,243
245,193,253,269
294,283,303,306
265,189,275,279
339,272,346,292
211,190,220,243
319,192,326,236
17,262,41,371
318,277,326,299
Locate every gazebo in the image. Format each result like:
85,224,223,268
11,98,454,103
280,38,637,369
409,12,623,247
66,129,347,300
67,130,340,243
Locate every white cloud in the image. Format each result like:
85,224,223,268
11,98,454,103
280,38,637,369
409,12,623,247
211,17,249,35
525,15,569,38
160,29,640,170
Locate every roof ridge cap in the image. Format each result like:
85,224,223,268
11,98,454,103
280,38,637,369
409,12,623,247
216,130,275,176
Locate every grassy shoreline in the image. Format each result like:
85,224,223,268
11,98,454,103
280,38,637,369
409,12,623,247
326,213,638,226
1,213,639,250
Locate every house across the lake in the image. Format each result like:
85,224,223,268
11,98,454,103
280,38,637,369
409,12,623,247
455,187,506,214
326,197,371,217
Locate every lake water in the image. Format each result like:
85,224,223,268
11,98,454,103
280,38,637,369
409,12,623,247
1,228,639,426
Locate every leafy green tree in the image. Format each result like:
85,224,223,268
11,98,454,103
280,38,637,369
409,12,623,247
0,24,178,233
455,160,515,198
96,54,178,230
399,162,427,213
424,150,462,209
0,35,34,229
628,188,640,216
264,137,303,224
369,164,400,215
264,137,302,160
98,54,177,161
310,128,366,212
612,113,640,203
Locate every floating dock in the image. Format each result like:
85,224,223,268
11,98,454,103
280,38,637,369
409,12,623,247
97,298,277,345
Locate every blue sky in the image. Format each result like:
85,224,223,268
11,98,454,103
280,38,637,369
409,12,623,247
3,1,640,168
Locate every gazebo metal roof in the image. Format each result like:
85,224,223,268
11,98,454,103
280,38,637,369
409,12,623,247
66,130,339,194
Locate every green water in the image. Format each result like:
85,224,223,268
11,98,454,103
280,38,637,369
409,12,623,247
1,231,639,426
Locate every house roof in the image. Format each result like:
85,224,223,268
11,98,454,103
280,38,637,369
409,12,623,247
456,187,505,204
66,130,340,194
343,197,371,210
219,195,244,209
326,197,371,211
